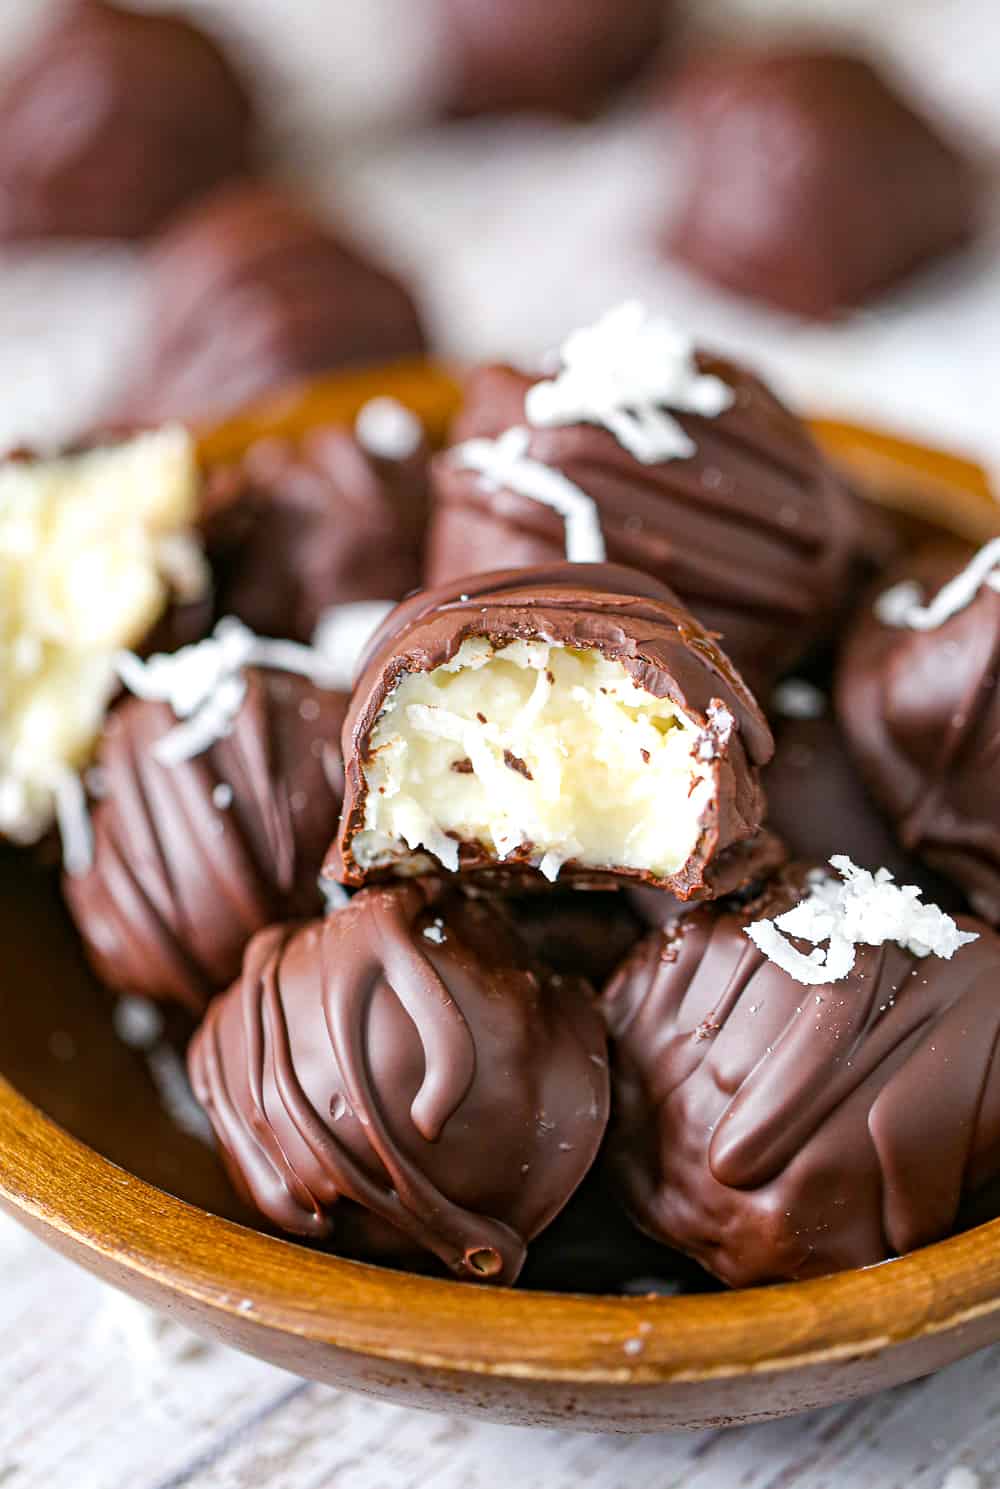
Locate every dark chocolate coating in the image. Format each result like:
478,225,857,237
64,670,347,1013
118,182,427,425
764,706,962,909
602,865,1000,1287
440,0,667,119
836,541,1000,925
664,49,980,318
0,0,253,241
188,882,610,1284
427,358,858,689
330,562,774,897
204,423,430,643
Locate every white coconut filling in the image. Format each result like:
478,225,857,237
0,426,206,846
354,638,717,881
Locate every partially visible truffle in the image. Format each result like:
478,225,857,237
330,562,774,899
664,49,979,317
188,882,610,1284
836,539,1000,924
205,400,430,644
118,183,428,425
0,0,254,242
428,332,858,689
64,664,347,1013
438,0,668,118
602,863,998,1287
493,890,644,987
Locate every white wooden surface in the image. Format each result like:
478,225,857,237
3,2,1000,1485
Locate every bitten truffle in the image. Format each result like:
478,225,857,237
602,861,995,1287
0,0,254,241
64,631,347,1013
329,562,775,898
438,0,667,118
188,881,610,1284
118,183,427,425
205,398,430,644
664,49,979,317
427,305,858,689
836,539,1000,924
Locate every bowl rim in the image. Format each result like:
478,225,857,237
3,382,1000,1390
5,1068,1000,1386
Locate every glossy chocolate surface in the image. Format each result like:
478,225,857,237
119,183,427,425
330,562,774,896
427,358,858,688
188,882,610,1284
64,669,347,1012
665,49,979,317
0,0,253,241
836,541,1000,924
602,865,1000,1287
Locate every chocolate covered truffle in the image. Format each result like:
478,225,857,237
603,859,993,1287
205,397,430,645
118,183,428,426
439,0,667,119
836,539,1000,924
664,49,979,317
64,622,347,1013
0,0,253,242
427,304,858,687
329,561,775,899
188,882,609,1284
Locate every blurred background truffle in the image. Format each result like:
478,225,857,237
663,48,980,318
116,182,428,425
0,0,255,242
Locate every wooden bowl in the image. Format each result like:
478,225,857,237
2,363,999,1434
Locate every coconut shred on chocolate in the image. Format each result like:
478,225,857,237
328,562,775,897
427,303,859,689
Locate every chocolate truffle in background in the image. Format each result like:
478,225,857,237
0,427,208,861
188,882,610,1285
0,0,253,242
764,679,962,909
204,398,430,645
330,561,775,900
116,182,428,427
64,626,347,1014
602,860,993,1288
428,305,859,690
438,0,668,118
836,539,1000,925
663,49,980,318
625,829,787,931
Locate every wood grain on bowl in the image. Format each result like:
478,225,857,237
2,365,1000,1432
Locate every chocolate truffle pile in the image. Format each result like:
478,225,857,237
44,304,1000,1295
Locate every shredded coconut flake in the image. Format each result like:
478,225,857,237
311,599,396,689
117,617,337,765
354,396,423,461
524,301,732,465
746,856,978,986
453,426,606,563
772,678,827,719
52,766,93,876
876,538,1000,630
